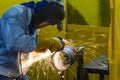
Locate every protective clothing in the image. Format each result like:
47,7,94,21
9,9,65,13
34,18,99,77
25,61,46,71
32,1,64,30
35,36,64,52
21,0,63,13
0,4,37,78
0,75,28,80
21,0,64,31
0,0,64,79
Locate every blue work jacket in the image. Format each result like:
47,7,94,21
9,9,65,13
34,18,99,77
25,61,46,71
0,5,37,78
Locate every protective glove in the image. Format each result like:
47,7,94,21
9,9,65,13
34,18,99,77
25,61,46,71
35,36,65,52
52,37,65,50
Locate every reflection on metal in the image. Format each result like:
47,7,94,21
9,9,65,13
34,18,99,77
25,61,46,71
51,46,85,71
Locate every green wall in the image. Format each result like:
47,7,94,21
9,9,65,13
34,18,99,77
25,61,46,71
0,0,30,16
67,0,110,27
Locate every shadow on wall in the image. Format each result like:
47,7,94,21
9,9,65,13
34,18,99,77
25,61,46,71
99,0,110,27
67,2,89,25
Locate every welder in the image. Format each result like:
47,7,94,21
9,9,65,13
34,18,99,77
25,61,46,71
0,0,65,80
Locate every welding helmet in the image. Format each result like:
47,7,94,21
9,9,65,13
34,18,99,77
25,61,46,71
32,1,65,31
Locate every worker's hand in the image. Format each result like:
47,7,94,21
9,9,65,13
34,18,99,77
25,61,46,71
34,36,65,52
52,37,65,50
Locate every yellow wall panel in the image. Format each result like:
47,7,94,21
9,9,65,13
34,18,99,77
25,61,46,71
109,0,120,80
0,0,30,16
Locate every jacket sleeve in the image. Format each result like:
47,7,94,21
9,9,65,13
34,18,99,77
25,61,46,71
0,6,37,53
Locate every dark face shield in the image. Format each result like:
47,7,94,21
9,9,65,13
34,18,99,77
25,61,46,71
32,2,65,30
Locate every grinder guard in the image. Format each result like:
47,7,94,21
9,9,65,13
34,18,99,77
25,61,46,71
51,46,85,71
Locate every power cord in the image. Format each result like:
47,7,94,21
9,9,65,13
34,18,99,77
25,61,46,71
18,52,24,80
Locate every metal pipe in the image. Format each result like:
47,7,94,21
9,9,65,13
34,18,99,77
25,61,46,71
51,46,85,71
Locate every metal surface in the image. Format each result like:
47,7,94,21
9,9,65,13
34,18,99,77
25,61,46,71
51,46,85,71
